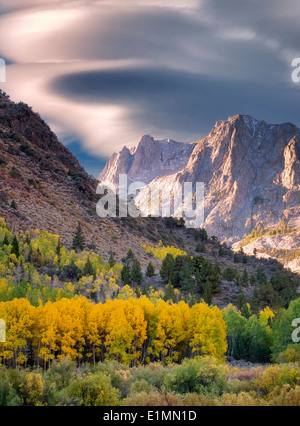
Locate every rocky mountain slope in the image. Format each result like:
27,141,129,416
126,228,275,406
0,91,175,267
99,114,300,272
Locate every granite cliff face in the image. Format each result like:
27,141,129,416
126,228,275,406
99,135,196,187
99,115,300,271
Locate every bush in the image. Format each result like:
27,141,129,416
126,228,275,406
122,391,182,406
268,384,300,406
128,379,156,396
127,363,167,393
0,369,21,406
277,346,300,364
163,358,229,396
217,392,267,406
254,365,300,396
84,361,130,396
181,393,215,406
67,373,120,406
19,372,44,406
44,358,76,392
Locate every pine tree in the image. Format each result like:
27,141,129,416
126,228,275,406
72,222,85,252
10,199,17,210
135,284,141,298
146,262,155,277
121,264,131,285
11,236,20,258
83,256,94,276
56,237,63,257
170,255,195,293
195,259,221,294
257,266,267,286
160,253,175,283
164,283,175,302
142,282,149,296
108,251,116,268
126,249,135,261
236,288,247,310
2,234,9,246
196,242,206,253
242,268,249,287
218,245,225,256
251,287,260,313
241,303,251,319
132,260,143,286
198,228,208,241
236,274,243,287
203,279,212,305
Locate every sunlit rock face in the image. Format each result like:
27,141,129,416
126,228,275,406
100,115,300,245
99,135,196,187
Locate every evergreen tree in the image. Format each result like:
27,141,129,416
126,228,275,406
195,242,206,253
24,234,31,246
160,253,175,283
241,303,251,319
146,262,155,277
203,279,212,305
142,282,149,296
242,268,249,287
257,266,267,286
11,236,20,258
195,259,221,294
10,199,17,210
259,283,276,308
170,255,195,293
236,274,242,287
251,287,260,314
108,251,116,269
236,288,247,310
223,267,237,281
132,260,143,286
56,237,63,257
121,264,131,285
83,256,94,276
135,284,141,298
198,228,208,241
2,234,9,246
126,249,135,262
218,245,225,256
72,222,85,252
164,283,175,302
215,261,221,276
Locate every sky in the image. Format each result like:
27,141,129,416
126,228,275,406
0,0,299,176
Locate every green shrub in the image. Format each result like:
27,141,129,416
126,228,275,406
163,357,228,396
67,373,120,406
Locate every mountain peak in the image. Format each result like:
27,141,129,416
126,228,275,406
100,115,300,254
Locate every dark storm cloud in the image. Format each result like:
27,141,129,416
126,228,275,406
51,65,300,141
